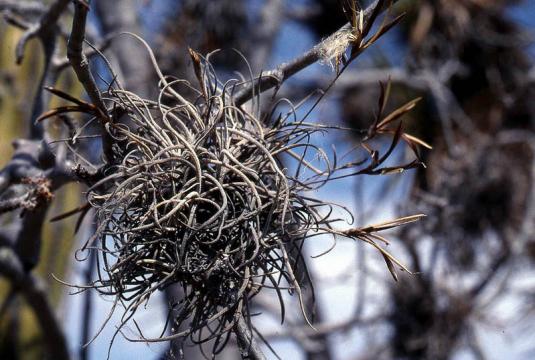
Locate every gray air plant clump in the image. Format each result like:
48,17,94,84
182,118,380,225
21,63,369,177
50,37,426,356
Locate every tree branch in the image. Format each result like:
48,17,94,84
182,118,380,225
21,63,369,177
0,195,28,215
28,26,59,140
14,0,70,64
94,0,151,96
234,0,400,105
0,1,45,18
0,247,69,360
67,0,107,116
0,138,81,268
68,0,113,161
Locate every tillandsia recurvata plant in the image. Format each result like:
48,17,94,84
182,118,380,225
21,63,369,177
37,0,429,358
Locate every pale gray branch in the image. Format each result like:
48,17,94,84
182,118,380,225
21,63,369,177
0,247,69,360
234,0,401,105
14,0,70,64
67,0,107,115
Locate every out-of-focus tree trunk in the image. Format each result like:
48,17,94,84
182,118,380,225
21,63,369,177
94,0,152,97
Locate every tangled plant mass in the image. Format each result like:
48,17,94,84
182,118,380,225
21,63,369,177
87,50,332,343
43,12,429,354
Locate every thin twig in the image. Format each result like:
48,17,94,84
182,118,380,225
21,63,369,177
234,0,400,105
0,195,28,214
